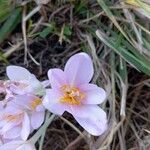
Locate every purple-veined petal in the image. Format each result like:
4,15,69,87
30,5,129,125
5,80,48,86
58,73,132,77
21,113,30,141
31,112,45,129
72,106,107,136
79,84,106,104
6,66,31,81
64,53,94,86
48,68,66,89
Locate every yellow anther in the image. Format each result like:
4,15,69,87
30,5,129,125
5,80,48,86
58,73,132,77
30,98,42,110
60,85,85,105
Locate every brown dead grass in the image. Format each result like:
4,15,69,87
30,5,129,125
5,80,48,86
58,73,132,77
0,1,150,150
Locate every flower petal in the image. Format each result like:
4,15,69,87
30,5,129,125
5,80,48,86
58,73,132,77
48,68,66,89
6,66,31,81
25,75,44,96
31,112,45,129
0,140,36,150
13,94,44,111
1,121,20,134
45,103,68,116
41,80,50,88
17,143,36,150
72,106,107,136
43,89,60,104
74,116,107,136
36,104,45,112
12,94,35,110
66,105,106,119
64,53,94,85
21,113,30,141
3,126,21,139
9,84,26,95
80,84,106,104
0,105,22,132
43,89,68,115
0,141,23,150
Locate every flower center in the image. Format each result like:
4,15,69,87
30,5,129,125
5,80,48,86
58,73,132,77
30,98,42,110
60,85,85,105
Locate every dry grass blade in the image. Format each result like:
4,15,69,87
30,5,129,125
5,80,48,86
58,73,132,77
0,0,149,150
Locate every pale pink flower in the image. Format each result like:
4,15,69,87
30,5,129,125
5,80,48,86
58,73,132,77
0,140,36,150
43,52,107,136
6,66,48,96
0,94,45,141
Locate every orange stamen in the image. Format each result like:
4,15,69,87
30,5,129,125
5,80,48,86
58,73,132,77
60,85,85,105
30,98,42,110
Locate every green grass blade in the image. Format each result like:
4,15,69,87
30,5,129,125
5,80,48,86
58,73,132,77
96,30,150,75
0,8,22,44
0,0,14,22
97,0,131,43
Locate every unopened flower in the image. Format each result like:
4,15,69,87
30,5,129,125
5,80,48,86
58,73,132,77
0,94,45,141
0,140,36,150
6,66,48,96
43,52,107,136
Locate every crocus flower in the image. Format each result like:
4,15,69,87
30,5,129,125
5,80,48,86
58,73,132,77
0,94,45,141
0,140,36,150
43,52,107,136
6,66,47,96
